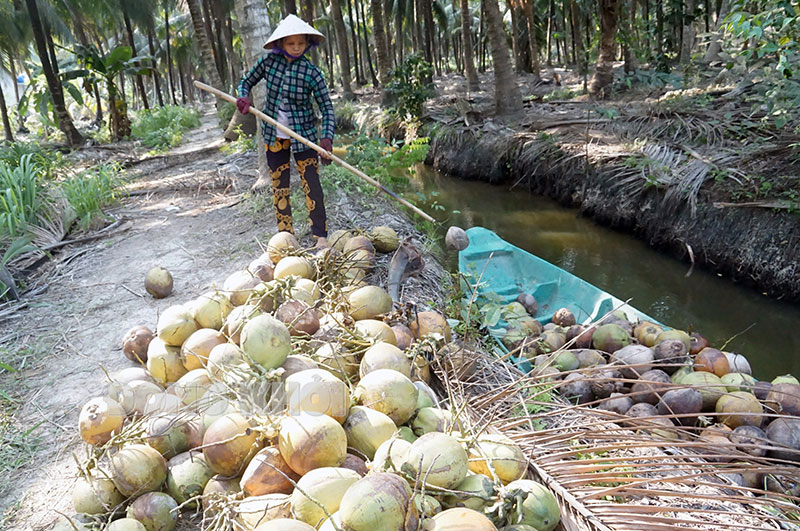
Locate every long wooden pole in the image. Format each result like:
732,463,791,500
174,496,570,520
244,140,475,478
194,81,436,223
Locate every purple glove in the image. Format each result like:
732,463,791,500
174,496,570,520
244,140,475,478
319,138,333,166
236,97,251,115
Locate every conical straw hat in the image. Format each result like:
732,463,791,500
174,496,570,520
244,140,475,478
263,14,325,49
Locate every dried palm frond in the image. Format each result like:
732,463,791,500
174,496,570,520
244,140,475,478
434,350,800,531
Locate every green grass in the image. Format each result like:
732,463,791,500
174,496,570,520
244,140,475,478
60,163,124,230
131,105,201,150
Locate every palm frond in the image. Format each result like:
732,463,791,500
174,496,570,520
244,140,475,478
434,348,800,531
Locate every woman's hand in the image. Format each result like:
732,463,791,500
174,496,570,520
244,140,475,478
319,138,333,166
236,97,251,115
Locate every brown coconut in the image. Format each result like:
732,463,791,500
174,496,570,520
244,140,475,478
275,299,320,336
240,446,300,496
122,326,155,364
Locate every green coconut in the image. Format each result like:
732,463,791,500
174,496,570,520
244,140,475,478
360,342,411,378
591,323,632,354
145,266,173,299
655,329,691,351
240,314,292,369
126,491,178,531
110,444,168,497
371,437,412,473
715,391,764,429
166,451,214,507
329,229,352,251
468,433,527,484
72,475,125,515
192,291,234,331
443,473,496,511
682,371,726,410
411,407,452,436
505,479,561,531
720,372,756,393
402,432,469,490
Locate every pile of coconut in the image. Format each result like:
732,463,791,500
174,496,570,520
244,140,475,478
495,299,800,494
62,228,562,531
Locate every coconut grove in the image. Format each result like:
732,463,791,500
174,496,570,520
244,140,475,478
1,0,799,530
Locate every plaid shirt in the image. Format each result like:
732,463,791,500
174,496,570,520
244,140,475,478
238,54,335,153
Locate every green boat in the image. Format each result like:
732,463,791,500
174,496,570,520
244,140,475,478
458,227,661,370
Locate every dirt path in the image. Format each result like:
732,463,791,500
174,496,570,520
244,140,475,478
0,108,443,529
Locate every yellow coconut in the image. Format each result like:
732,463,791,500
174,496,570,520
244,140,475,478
347,285,393,321
338,472,416,531
329,229,352,251
72,475,125,514
359,342,411,378
202,474,242,513
223,270,262,306
468,433,527,484
222,304,264,346
156,305,199,347
106,519,147,531
505,479,561,531
235,494,291,530
274,256,314,280
109,379,163,416
267,231,300,263
312,342,360,382
285,368,349,422
368,226,399,253
254,519,315,531
289,467,361,527
353,319,397,345
342,406,398,459
240,314,292,370
180,328,225,370
192,291,234,330
247,280,278,313
240,446,300,496
716,391,764,428
173,369,212,405
293,278,321,301
79,396,126,446
147,338,188,385
145,266,173,298
278,413,347,476
110,444,168,497
346,248,374,271
370,437,412,473
202,413,260,477
207,343,246,380
354,369,418,425
410,310,451,341
430,508,497,530
402,432,469,490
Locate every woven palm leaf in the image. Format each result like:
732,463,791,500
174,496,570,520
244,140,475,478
433,347,800,530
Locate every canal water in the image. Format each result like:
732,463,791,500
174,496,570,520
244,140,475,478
410,164,800,381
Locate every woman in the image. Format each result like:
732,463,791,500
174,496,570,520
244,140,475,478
236,14,334,248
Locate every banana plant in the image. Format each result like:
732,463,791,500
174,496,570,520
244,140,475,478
65,44,153,140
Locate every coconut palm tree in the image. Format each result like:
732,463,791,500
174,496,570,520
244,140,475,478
24,0,84,147
483,0,522,114
371,0,391,88
589,0,618,96
186,0,224,112
231,0,271,189
460,0,479,90
330,0,355,100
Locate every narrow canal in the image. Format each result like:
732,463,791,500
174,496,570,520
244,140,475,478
410,164,800,381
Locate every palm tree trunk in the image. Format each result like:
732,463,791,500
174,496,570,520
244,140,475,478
93,81,103,126
523,0,540,79
164,4,178,104
331,0,355,99
461,0,479,90
621,0,636,72
357,0,379,86
569,0,584,73
147,28,166,106
703,0,729,62
202,0,226,85
346,0,363,84
187,0,224,112
483,0,522,114
0,85,13,143
25,0,84,147
122,9,150,110
395,0,403,67
545,0,554,66
284,0,297,14
589,0,619,96
510,3,526,73
680,0,695,64
371,0,391,87
422,0,436,74
230,0,271,187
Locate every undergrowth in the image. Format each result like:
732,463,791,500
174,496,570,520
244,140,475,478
60,163,125,230
131,105,201,150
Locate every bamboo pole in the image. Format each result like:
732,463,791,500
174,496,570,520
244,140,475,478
194,81,436,223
